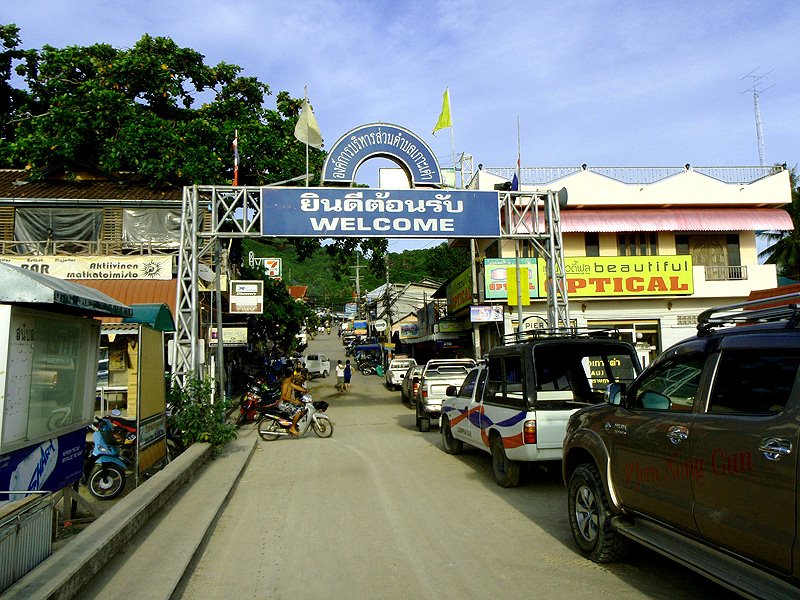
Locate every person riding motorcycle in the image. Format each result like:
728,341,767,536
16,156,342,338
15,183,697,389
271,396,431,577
279,366,307,436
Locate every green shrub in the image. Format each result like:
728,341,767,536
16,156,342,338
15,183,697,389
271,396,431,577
168,377,237,456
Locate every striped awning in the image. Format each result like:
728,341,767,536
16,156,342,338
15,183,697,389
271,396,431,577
556,208,794,232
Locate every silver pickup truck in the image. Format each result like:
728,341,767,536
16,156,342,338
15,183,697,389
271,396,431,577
415,358,477,432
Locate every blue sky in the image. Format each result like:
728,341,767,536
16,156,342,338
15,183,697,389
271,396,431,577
3,1,799,252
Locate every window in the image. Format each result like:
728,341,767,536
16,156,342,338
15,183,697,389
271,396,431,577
484,355,526,408
618,233,657,256
632,355,705,411
458,368,479,399
585,233,600,257
709,349,800,415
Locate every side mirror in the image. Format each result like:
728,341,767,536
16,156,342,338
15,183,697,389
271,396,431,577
445,385,458,397
605,382,626,406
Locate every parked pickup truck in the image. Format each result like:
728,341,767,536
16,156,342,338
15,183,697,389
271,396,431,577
441,334,641,487
562,294,800,599
415,359,477,433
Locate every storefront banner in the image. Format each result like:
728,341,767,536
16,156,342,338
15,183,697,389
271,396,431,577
438,320,471,333
539,256,694,297
261,188,500,238
209,327,249,346
447,267,472,313
400,323,419,339
229,280,263,314
0,255,172,280
483,258,539,300
470,305,505,322
353,320,368,335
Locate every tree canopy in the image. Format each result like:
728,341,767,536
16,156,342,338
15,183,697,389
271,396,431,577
0,24,387,267
760,165,800,281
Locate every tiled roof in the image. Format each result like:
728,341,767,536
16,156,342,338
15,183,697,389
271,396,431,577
0,169,181,201
288,285,308,299
69,278,177,323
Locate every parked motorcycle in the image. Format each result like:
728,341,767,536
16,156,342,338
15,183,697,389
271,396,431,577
83,417,131,500
237,376,281,424
257,393,333,440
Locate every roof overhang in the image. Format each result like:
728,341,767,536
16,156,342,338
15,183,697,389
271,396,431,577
549,208,794,232
0,263,132,317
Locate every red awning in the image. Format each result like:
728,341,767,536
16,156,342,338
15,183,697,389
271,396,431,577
555,208,794,233
68,278,177,323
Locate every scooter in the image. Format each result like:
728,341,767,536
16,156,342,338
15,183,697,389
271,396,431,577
257,393,333,440
83,417,131,500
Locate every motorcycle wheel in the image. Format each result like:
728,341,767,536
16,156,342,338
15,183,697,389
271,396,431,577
257,416,283,441
88,464,126,500
312,417,333,438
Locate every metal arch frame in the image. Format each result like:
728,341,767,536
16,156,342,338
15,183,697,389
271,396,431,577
172,185,570,386
497,190,571,330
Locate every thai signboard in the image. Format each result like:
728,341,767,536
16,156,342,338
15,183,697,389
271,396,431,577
400,323,419,339
447,267,472,313
321,123,442,187
470,305,505,322
0,256,172,280
541,256,694,297
261,188,500,238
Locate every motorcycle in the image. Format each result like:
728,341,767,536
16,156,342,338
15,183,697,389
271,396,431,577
237,376,281,424
257,392,333,440
83,417,132,500
357,357,379,375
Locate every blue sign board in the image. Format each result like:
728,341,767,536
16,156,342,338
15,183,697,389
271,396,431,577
0,429,86,503
322,123,442,187
261,188,500,238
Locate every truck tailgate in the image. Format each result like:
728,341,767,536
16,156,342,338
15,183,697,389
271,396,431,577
535,406,584,448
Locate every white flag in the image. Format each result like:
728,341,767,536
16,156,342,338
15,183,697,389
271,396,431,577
294,99,323,149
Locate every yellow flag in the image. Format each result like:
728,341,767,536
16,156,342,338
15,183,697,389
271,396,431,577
432,88,452,135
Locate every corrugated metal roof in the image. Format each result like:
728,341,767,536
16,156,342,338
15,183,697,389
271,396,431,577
67,278,177,323
556,208,794,232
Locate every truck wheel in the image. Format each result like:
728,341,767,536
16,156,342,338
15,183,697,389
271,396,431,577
322,370,329,378
568,463,629,562
491,435,520,487
441,418,463,454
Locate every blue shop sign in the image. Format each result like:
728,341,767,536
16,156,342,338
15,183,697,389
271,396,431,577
262,188,500,238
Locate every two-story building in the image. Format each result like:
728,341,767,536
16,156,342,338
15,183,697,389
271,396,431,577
456,164,794,365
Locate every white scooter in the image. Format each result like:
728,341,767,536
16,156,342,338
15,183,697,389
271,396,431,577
257,393,333,440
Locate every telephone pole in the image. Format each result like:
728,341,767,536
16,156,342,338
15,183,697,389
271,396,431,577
351,254,364,317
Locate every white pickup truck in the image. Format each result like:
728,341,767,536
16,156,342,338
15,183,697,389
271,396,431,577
440,335,641,487
415,358,477,432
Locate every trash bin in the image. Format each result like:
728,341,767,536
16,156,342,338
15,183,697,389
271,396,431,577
376,364,384,377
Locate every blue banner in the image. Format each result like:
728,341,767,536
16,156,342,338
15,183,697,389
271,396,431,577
261,188,500,238
0,429,86,503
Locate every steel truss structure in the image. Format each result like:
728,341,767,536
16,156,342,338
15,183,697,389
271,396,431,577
172,186,569,386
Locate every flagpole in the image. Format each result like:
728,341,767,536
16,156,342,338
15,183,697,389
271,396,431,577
304,86,310,186
447,88,458,188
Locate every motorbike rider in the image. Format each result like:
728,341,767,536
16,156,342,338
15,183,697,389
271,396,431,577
279,366,307,436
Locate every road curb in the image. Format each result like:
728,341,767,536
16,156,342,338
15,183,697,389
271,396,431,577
3,442,213,600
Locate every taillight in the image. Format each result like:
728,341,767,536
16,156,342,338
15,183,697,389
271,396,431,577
523,420,537,444
421,385,428,399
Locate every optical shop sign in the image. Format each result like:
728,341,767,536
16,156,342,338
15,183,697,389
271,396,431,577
261,189,500,238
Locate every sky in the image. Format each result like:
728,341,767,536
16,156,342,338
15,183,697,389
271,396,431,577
3,0,799,253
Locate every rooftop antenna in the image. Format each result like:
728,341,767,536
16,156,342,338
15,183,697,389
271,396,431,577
741,69,775,166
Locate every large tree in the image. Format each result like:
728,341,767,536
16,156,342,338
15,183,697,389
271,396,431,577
0,25,387,267
760,165,800,281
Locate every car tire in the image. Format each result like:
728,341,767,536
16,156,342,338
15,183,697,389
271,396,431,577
491,434,520,488
322,370,329,378
441,418,463,454
567,463,629,563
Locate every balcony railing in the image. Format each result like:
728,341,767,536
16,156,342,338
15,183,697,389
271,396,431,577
705,265,748,281
0,240,178,256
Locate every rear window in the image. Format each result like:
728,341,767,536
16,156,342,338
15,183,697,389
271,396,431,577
392,360,415,369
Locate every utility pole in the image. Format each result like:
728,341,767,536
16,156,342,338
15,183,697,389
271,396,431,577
384,255,393,342
351,254,363,317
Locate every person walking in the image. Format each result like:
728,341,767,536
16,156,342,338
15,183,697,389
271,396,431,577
344,359,352,392
335,360,345,392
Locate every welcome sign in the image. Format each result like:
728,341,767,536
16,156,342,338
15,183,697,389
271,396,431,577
261,188,500,238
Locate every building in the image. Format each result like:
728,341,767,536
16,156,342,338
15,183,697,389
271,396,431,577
433,164,793,364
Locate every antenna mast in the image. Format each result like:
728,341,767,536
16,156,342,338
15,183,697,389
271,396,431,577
741,69,775,167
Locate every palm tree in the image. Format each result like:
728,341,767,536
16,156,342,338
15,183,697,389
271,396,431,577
759,165,800,281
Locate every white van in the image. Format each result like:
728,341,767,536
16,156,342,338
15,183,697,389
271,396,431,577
303,353,331,379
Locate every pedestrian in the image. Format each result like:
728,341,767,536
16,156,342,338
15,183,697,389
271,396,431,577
344,359,352,391
335,360,345,392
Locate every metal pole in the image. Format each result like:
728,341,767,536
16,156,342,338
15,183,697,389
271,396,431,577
215,239,225,403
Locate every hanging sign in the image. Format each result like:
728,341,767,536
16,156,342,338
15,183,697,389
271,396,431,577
229,280,263,314
262,188,500,238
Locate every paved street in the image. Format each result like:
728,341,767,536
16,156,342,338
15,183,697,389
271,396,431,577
179,333,729,600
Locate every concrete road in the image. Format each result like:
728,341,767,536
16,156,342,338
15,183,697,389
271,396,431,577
179,333,729,600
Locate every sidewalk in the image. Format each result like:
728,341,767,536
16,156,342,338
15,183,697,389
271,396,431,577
3,430,258,600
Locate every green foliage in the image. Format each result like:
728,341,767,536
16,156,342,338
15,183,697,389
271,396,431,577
760,165,800,281
168,377,237,456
